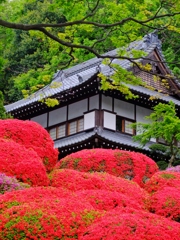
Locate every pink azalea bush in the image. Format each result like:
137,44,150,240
50,169,149,208
149,187,180,222
0,173,29,194
166,165,180,173
144,170,180,194
56,149,158,187
80,208,180,240
0,138,49,186
0,119,58,171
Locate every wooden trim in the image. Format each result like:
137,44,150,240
99,93,102,110
116,115,135,135
122,119,125,132
95,110,100,126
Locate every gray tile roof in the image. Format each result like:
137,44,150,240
54,131,95,148
54,128,151,151
128,85,180,106
5,32,171,113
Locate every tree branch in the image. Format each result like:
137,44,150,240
0,11,179,30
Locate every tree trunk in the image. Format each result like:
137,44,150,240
168,155,175,168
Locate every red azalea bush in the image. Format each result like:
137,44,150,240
74,190,143,211
0,119,58,172
0,187,71,213
50,169,149,208
144,171,180,194
0,198,103,240
149,187,180,222
0,139,49,186
56,149,158,187
80,208,180,240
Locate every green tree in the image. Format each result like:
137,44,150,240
0,0,180,103
131,101,180,167
0,91,12,119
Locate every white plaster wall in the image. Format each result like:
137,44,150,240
104,111,116,130
48,106,67,126
68,99,88,120
84,111,95,130
89,95,99,110
136,105,155,142
31,113,47,127
136,106,152,123
114,99,134,119
102,95,112,111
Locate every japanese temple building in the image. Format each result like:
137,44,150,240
5,32,180,160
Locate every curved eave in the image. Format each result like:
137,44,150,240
7,74,99,119
55,129,151,151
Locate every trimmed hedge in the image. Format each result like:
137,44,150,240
80,208,180,240
149,186,180,222
56,149,158,187
0,138,49,186
144,171,180,194
0,197,102,239
50,169,149,208
0,119,58,172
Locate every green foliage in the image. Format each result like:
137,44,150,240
131,101,180,166
99,63,144,99
39,97,59,107
156,161,168,170
0,0,180,103
150,143,170,155
0,91,12,119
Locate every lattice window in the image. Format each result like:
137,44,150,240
49,128,56,140
57,125,66,138
68,118,84,135
49,118,84,139
49,124,66,140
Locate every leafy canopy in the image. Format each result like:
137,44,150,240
0,0,180,103
131,101,180,166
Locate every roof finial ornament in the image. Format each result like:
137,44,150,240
52,70,66,82
142,31,161,49
96,65,101,72
77,74,83,83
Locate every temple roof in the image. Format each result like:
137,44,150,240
54,128,152,151
5,32,177,113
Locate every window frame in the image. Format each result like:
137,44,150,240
48,117,84,140
116,115,135,135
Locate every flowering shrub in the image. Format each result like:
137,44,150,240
149,187,180,222
0,138,49,186
50,169,149,208
0,197,103,239
80,208,180,240
0,186,71,213
144,171,180,194
0,173,29,194
0,119,58,172
75,190,143,211
166,165,180,173
56,149,158,187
